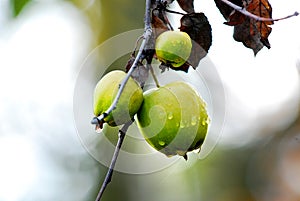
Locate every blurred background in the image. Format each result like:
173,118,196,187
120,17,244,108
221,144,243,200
0,0,299,201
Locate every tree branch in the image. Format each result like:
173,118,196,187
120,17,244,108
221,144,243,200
93,0,153,200
91,1,152,125
219,0,298,22
95,120,133,201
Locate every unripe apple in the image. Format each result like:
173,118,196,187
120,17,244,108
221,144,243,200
155,31,192,67
93,70,143,127
136,81,209,159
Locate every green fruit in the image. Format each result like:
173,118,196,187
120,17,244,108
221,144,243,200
136,81,209,159
93,70,143,127
155,31,192,67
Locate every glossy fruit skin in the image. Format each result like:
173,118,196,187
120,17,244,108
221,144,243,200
93,70,143,126
155,31,192,67
136,81,209,158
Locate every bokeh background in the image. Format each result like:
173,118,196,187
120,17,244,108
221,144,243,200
0,0,300,200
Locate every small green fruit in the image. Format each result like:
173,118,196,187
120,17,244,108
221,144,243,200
136,81,209,159
155,31,192,67
93,70,143,127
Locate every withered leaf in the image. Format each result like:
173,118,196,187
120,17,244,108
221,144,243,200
151,9,169,39
214,0,273,54
233,18,264,55
225,11,245,26
176,0,195,13
179,12,212,69
214,0,243,20
125,56,149,87
246,0,273,49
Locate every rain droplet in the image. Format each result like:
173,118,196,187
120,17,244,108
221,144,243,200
159,141,165,146
168,112,173,120
191,116,197,126
180,123,185,128
180,120,189,128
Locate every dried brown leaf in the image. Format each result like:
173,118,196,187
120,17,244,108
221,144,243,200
125,56,148,87
151,9,169,39
215,0,273,54
176,0,195,13
225,11,245,26
233,18,264,55
214,0,243,20
246,0,273,48
179,12,212,69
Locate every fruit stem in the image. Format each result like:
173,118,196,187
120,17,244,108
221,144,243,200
95,120,133,201
148,63,160,88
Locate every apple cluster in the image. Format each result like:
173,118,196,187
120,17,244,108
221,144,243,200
93,31,209,159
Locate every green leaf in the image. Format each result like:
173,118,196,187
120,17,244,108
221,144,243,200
10,0,31,17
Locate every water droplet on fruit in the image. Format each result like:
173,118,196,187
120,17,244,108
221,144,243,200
201,119,207,126
191,116,197,126
159,141,165,146
95,125,102,133
180,121,186,128
180,120,189,128
168,112,173,120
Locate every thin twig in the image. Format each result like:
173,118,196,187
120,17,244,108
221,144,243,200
162,10,174,30
95,121,133,201
93,0,153,200
133,36,144,54
91,3,152,125
164,8,185,16
219,0,298,22
148,63,160,88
